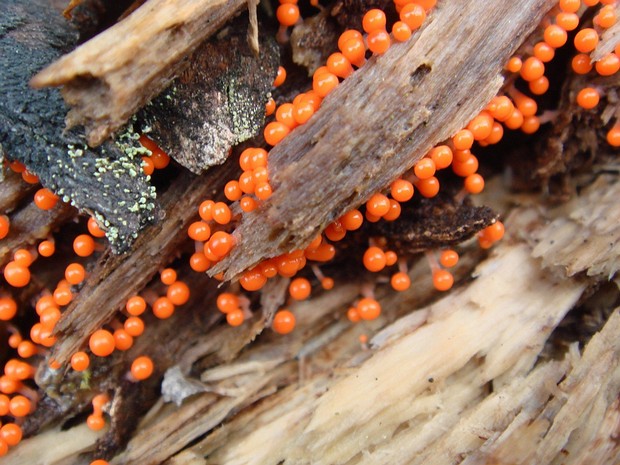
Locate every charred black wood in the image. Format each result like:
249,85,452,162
0,0,157,252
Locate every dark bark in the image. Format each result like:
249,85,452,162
138,30,280,173
0,0,157,251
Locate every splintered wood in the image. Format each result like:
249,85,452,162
49,164,235,364
6,167,620,464
129,176,620,464
31,0,250,146
195,244,587,465
211,0,556,280
591,4,620,61
5,1,620,464
530,175,620,279
4,423,100,465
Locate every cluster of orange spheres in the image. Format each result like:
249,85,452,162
70,266,190,396
9,0,614,456
180,0,442,334
505,0,619,143
347,297,382,323
179,0,519,337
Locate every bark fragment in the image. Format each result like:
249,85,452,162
375,187,498,254
1,0,157,251
138,31,279,173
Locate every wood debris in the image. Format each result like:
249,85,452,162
290,11,339,76
1,0,157,251
0,202,75,267
591,4,620,61
157,182,618,465
529,174,620,279
375,186,497,254
2,1,620,464
48,165,235,364
31,0,253,146
210,0,556,280
138,31,279,173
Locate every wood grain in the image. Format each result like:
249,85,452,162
31,0,249,146
211,0,557,280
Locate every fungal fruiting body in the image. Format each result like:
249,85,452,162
0,0,618,460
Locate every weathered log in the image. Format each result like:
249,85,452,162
31,0,252,146
211,0,556,280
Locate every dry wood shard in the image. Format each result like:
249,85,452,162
211,0,556,280
530,174,620,279
591,4,620,61
164,241,587,465
31,0,250,146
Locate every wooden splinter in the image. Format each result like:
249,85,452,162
31,0,250,146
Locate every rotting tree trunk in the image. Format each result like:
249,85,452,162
211,0,556,280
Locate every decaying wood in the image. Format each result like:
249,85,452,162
1,0,157,251
5,423,101,465
331,0,393,29
529,174,620,279
6,164,620,464
375,186,498,254
290,11,339,76
31,0,252,146
0,201,75,267
4,2,620,465
534,67,619,189
211,0,556,280
24,263,229,448
591,4,620,61
164,245,589,464
48,163,235,365
246,0,259,55
110,284,363,465
0,171,36,215
154,180,617,465
138,31,279,173
63,0,137,42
